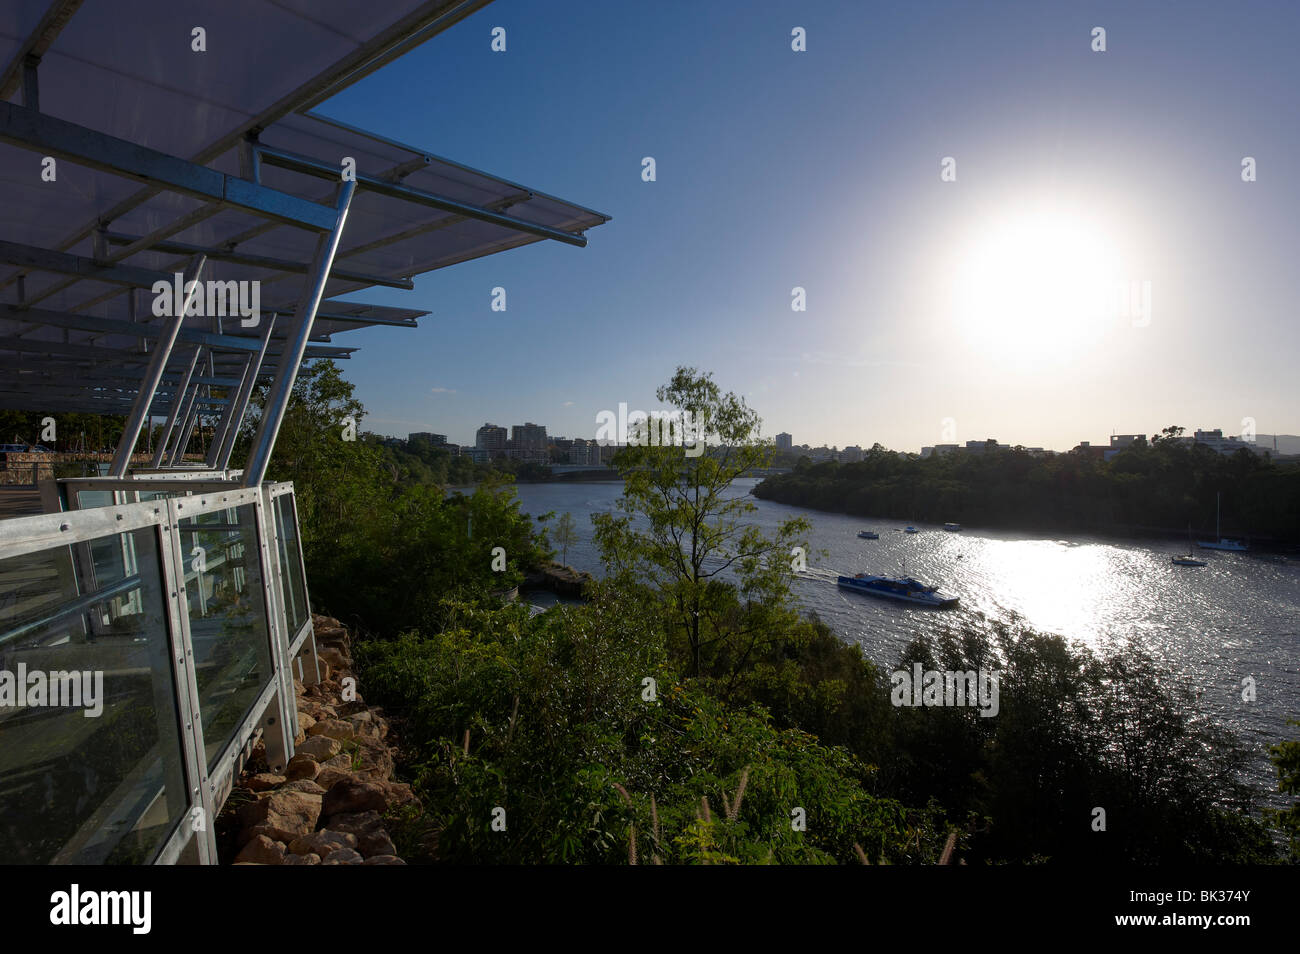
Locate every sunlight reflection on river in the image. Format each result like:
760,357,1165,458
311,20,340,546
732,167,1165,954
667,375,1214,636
506,477,1300,797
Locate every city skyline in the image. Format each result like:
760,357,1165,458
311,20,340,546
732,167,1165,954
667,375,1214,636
383,416,1297,458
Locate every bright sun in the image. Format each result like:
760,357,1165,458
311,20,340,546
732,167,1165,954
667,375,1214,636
948,206,1124,363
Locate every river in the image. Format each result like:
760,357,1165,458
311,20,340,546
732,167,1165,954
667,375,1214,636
507,476,1300,799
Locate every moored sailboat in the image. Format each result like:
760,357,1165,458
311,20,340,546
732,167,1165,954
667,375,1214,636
1197,492,1248,551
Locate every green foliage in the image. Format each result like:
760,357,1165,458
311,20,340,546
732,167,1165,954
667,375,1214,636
552,511,577,565
753,437,1300,543
355,594,943,864
1267,721,1300,862
241,360,547,635
878,624,1275,863
0,410,125,455
592,366,812,677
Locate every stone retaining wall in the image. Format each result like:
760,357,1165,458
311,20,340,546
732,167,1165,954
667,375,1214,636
222,614,417,865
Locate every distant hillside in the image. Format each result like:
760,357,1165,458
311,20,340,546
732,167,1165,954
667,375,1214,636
752,439,1300,544
1256,434,1300,456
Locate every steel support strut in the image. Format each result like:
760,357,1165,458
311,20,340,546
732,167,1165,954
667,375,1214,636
243,180,355,487
109,254,206,476
206,355,252,469
170,349,214,466
151,345,203,468
215,313,276,471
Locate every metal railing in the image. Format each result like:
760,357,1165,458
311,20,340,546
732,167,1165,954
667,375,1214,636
0,478,316,864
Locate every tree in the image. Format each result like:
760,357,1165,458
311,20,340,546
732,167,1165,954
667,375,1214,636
1268,721,1300,862
592,367,810,678
553,511,577,566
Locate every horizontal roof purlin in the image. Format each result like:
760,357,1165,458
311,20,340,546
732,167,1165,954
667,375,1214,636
0,0,608,416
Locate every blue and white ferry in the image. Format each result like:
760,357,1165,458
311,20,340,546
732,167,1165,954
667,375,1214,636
837,572,959,608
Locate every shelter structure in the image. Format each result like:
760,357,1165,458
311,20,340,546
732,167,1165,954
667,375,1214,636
0,0,607,863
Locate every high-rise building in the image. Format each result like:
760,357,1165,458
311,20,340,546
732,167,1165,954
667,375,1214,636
409,432,446,445
570,438,601,466
476,424,507,456
512,422,548,451
775,432,793,451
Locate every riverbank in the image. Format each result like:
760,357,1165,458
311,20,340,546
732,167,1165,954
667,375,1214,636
750,485,1300,555
751,461,1300,552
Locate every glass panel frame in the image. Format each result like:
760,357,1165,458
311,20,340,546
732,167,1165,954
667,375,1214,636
0,520,190,864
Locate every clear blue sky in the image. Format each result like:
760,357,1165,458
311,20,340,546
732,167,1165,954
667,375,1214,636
316,0,1300,452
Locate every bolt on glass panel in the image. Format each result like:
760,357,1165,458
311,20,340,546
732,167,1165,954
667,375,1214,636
177,502,272,771
0,526,189,864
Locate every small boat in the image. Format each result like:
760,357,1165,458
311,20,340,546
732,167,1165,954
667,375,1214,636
943,522,962,532
1197,491,1248,551
837,572,958,608
857,530,879,540
1198,539,1247,552
903,526,919,534
1171,555,1207,567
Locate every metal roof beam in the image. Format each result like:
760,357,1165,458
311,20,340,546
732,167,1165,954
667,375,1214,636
0,0,84,100
0,239,170,288
0,304,266,352
255,144,588,248
101,232,415,290
0,102,338,233
312,311,419,328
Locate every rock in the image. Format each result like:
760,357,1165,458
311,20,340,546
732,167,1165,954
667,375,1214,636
237,791,321,839
325,810,383,837
279,779,327,796
287,830,358,858
322,778,388,818
307,718,356,742
294,736,342,762
234,834,285,865
322,753,352,771
284,754,321,781
346,711,386,739
298,701,338,722
351,736,395,780
320,847,363,865
282,853,320,865
245,773,285,792
362,855,406,865
297,712,317,733
318,646,351,670
314,766,354,791
357,829,396,858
